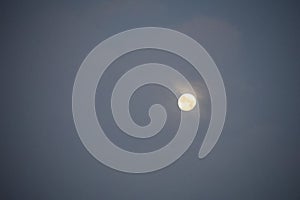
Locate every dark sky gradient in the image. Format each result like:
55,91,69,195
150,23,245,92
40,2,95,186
1,0,299,199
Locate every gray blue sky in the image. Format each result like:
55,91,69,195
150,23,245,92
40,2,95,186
1,0,299,199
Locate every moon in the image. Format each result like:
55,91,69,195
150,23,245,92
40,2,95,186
178,93,197,111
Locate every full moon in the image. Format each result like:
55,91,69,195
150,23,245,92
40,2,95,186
178,93,197,111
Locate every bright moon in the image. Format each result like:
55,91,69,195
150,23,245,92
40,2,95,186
178,93,197,111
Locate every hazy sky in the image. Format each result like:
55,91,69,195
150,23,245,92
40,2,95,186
1,0,299,199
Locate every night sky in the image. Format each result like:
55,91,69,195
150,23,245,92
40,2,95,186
1,0,299,199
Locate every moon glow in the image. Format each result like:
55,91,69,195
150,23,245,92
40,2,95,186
178,93,197,111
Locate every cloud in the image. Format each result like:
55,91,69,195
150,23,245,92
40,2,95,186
176,16,241,66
